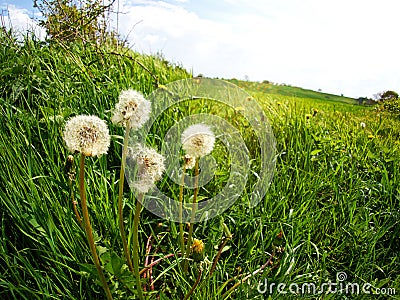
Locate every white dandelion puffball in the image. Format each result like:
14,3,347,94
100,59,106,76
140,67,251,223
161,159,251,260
181,124,215,158
63,115,110,157
360,122,366,128
111,89,151,128
130,146,165,193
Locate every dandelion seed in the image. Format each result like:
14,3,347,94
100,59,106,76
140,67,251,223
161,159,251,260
111,89,151,128
63,115,110,157
129,145,165,193
360,122,366,128
181,124,215,158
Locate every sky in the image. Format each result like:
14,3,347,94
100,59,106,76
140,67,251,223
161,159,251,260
1,0,400,98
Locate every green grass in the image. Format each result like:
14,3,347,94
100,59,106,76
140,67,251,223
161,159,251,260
0,31,399,299
228,78,358,104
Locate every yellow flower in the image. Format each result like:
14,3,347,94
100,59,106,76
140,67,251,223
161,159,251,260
368,134,375,139
192,238,204,254
191,238,205,261
234,106,245,112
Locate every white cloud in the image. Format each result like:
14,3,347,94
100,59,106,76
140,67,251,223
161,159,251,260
117,1,238,73
2,4,45,39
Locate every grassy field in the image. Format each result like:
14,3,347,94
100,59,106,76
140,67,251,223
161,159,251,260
228,78,358,104
0,32,399,299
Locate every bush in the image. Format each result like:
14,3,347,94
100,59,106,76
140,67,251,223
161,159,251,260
382,98,400,115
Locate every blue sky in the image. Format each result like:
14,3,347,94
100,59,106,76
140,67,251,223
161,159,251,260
2,0,400,98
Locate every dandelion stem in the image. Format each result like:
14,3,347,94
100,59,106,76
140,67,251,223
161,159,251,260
117,124,134,272
184,158,199,273
178,166,186,255
133,192,144,300
79,155,113,300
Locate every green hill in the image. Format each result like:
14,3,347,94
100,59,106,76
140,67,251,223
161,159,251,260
228,78,358,104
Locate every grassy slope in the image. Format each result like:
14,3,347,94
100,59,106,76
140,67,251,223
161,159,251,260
228,78,358,104
0,33,399,299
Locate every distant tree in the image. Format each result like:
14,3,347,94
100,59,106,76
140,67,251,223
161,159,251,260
375,90,400,115
381,98,400,115
357,97,375,105
379,90,398,102
36,0,117,43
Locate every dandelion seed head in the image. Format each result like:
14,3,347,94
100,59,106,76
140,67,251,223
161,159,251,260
111,89,151,128
360,122,366,128
63,115,110,157
181,124,215,158
129,145,165,193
